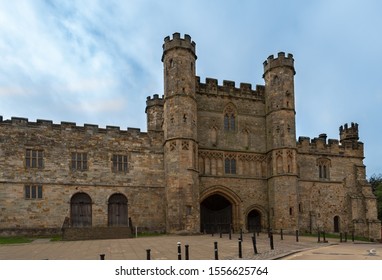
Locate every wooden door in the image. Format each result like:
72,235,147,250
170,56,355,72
108,193,128,226
70,193,92,227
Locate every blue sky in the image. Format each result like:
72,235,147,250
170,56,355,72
0,0,381,177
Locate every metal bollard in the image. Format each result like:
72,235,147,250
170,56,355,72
317,231,321,243
185,245,189,260
270,232,274,250
238,238,242,258
252,236,258,254
323,231,327,243
100,254,105,260
295,230,299,242
177,242,182,260
214,241,218,260
146,249,151,260
280,229,283,240
229,229,232,240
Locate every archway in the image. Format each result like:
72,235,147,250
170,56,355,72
334,216,340,233
108,193,128,226
247,209,262,232
70,192,92,227
201,194,232,233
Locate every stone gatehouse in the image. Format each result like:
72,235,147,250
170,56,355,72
0,33,380,240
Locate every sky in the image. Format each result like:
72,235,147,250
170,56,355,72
0,0,381,177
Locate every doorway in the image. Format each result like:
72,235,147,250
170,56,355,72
200,194,232,233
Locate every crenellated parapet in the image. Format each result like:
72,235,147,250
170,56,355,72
196,76,265,100
162,32,196,61
340,122,359,143
0,116,148,137
297,133,364,158
145,94,164,110
263,52,295,75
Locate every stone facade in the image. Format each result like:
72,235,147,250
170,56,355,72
0,33,380,240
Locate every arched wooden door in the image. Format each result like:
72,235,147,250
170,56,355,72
200,194,232,233
247,209,261,232
108,193,128,226
70,193,92,227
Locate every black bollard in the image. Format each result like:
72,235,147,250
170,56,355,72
229,228,232,240
323,231,327,243
214,241,218,260
352,231,355,242
252,236,258,254
281,229,283,240
100,254,105,260
238,238,242,258
270,232,274,250
185,245,189,260
340,233,343,243
146,249,151,260
345,232,348,242
317,231,321,243
177,242,182,260
295,230,299,242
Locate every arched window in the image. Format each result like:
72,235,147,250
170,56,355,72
225,155,236,174
317,158,331,180
223,104,236,132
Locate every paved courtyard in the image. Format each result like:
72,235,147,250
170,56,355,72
0,233,381,260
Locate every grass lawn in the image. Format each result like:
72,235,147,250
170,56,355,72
0,236,34,244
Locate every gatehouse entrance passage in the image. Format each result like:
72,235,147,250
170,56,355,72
108,193,128,226
70,192,92,227
201,194,232,233
247,209,261,232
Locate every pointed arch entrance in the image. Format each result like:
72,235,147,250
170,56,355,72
334,215,340,233
247,209,262,232
108,193,128,226
70,192,92,227
200,186,241,233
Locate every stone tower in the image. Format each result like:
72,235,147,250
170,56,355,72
162,33,200,233
263,53,299,232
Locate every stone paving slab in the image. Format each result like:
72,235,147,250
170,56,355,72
0,233,380,260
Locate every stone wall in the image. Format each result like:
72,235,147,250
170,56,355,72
0,119,166,233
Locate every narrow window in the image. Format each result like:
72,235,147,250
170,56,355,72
225,158,236,174
25,185,30,199
230,115,235,130
224,114,229,130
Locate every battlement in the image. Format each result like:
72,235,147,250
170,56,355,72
340,122,359,142
0,115,147,137
263,52,295,75
146,94,164,109
162,32,196,61
196,76,265,100
297,132,364,157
